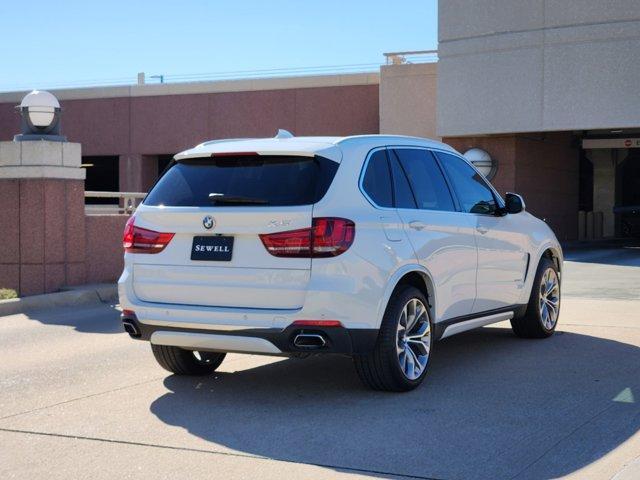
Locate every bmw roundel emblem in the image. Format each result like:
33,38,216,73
202,215,215,230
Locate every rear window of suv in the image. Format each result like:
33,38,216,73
144,155,339,207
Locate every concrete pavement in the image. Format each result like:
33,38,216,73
1,248,639,479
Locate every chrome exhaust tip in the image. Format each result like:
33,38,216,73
122,319,141,338
293,333,326,349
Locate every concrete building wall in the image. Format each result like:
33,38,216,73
446,132,579,240
0,74,380,192
379,63,438,139
438,0,640,136
0,73,380,155
514,133,579,241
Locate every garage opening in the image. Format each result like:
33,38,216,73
82,155,119,205
616,151,640,237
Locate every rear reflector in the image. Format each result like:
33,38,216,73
122,309,136,317
259,217,355,258
292,320,343,327
123,216,174,254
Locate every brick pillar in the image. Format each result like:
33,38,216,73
588,149,616,238
0,141,86,296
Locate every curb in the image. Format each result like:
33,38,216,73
0,284,118,317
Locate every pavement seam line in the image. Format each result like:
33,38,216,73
507,402,617,480
0,355,261,423
0,427,446,480
559,323,640,330
611,452,640,480
0,376,165,422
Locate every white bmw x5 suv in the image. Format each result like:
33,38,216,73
119,132,562,391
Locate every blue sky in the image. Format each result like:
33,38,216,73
0,0,437,92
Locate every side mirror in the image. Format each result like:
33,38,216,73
505,192,525,214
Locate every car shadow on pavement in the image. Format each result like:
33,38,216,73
564,244,640,267
149,327,640,480
24,303,123,334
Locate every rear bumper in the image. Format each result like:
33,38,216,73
121,312,378,356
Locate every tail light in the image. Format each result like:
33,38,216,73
259,217,355,258
123,216,174,254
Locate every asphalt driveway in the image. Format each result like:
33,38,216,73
1,247,639,479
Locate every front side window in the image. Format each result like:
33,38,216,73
362,150,393,208
436,152,498,214
391,148,456,212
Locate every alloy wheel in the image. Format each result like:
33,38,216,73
539,268,560,330
396,298,431,380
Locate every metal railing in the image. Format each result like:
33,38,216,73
1,62,383,92
383,50,438,65
2,54,440,92
84,191,146,215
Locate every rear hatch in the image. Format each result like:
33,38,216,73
129,154,338,310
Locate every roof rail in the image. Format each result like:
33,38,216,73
383,50,438,65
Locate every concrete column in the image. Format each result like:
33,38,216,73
140,155,159,192
588,149,616,238
380,63,438,139
118,154,157,193
0,141,86,295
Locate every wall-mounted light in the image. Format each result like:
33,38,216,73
14,90,66,142
464,148,497,180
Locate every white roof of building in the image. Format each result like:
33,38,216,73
174,134,458,163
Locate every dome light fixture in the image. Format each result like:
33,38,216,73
463,148,497,180
14,90,66,142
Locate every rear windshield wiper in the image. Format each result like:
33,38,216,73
208,193,269,205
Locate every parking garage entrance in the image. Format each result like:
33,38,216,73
617,149,640,237
582,136,640,239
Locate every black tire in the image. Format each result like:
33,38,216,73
151,344,226,375
354,285,434,392
511,257,560,339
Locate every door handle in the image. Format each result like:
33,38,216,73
409,221,428,231
476,226,489,234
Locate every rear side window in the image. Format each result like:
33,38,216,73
389,154,417,209
391,148,456,212
362,150,393,208
144,155,338,207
